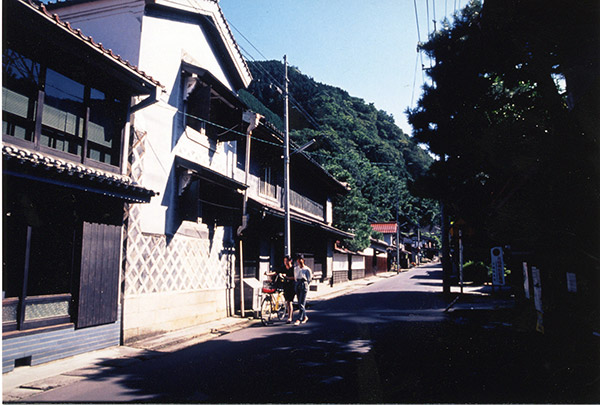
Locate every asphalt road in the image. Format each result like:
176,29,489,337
24,264,600,403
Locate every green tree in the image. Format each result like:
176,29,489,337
409,0,599,327
246,60,440,250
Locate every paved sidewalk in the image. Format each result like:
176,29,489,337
2,270,401,402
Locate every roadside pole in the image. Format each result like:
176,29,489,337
396,201,400,272
283,55,291,258
459,229,463,294
441,198,451,296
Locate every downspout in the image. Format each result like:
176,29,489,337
237,111,262,317
120,87,160,344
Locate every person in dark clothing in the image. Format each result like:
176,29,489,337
281,255,295,323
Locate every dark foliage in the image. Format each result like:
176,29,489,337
408,0,600,326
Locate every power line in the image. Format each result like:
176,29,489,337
191,1,324,134
226,20,270,61
426,0,430,37
433,0,437,32
413,0,426,84
411,51,420,108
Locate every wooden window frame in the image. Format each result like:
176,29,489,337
259,165,277,200
2,48,127,174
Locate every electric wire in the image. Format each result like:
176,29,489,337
432,0,437,32
410,51,420,108
413,0,426,84
426,0,430,38
154,1,404,171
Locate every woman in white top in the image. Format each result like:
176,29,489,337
293,253,312,325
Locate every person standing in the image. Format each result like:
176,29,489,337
281,255,295,324
293,254,312,325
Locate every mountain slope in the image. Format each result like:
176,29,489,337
244,60,438,250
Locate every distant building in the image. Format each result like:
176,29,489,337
370,222,411,269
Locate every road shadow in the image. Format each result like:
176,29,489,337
24,288,600,404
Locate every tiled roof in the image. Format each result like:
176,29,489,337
3,145,157,202
215,3,252,82
44,0,250,88
20,0,163,88
371,222,397,234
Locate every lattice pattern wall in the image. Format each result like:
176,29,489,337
123,129,235,297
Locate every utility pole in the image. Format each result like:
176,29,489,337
283,55,291,258
441,154,451,296
417,227,421,265
396,200,400,272
459,229,463,294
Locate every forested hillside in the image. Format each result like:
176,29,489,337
240,60,438,250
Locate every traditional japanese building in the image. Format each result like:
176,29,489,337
2,0,161,372
49,0,353,342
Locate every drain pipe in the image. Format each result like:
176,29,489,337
237,111,262,317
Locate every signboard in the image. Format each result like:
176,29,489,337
566,272,577,293
522,262,530,299
490,247,505,286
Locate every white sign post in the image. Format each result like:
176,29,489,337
531,266,544,333
523,262,530,299
566,272,577,293
491,247,505,286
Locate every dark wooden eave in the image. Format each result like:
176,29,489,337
3,145,157,203
5,0,162,95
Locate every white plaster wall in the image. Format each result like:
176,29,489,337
123,289,229,343
53,0,144,66
54,0,246,341
139,13,234,93
326,197,333,225
132,12,242,235
351,255,365,270
333,253,349,271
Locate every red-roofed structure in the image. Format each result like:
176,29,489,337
371,222,398,235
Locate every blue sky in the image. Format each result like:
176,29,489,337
220,0,469,135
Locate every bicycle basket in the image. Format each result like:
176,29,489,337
262,280,276,294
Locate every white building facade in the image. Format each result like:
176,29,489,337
53,0,253,342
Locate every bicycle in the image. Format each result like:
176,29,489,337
260,274,287,325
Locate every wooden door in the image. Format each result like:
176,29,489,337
77,222,121,328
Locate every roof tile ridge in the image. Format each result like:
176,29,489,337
215,3,251,80
22,0,163,88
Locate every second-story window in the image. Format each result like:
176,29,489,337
2,47,127,170
259,166,277,199
185,80,211,134
41,68,85,157
2,49,40,142
182,69,242,141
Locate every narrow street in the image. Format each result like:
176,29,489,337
19,264,600,403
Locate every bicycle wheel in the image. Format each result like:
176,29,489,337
275,292,286,321
260,295,272,325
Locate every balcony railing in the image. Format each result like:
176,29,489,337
289,189,323,219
